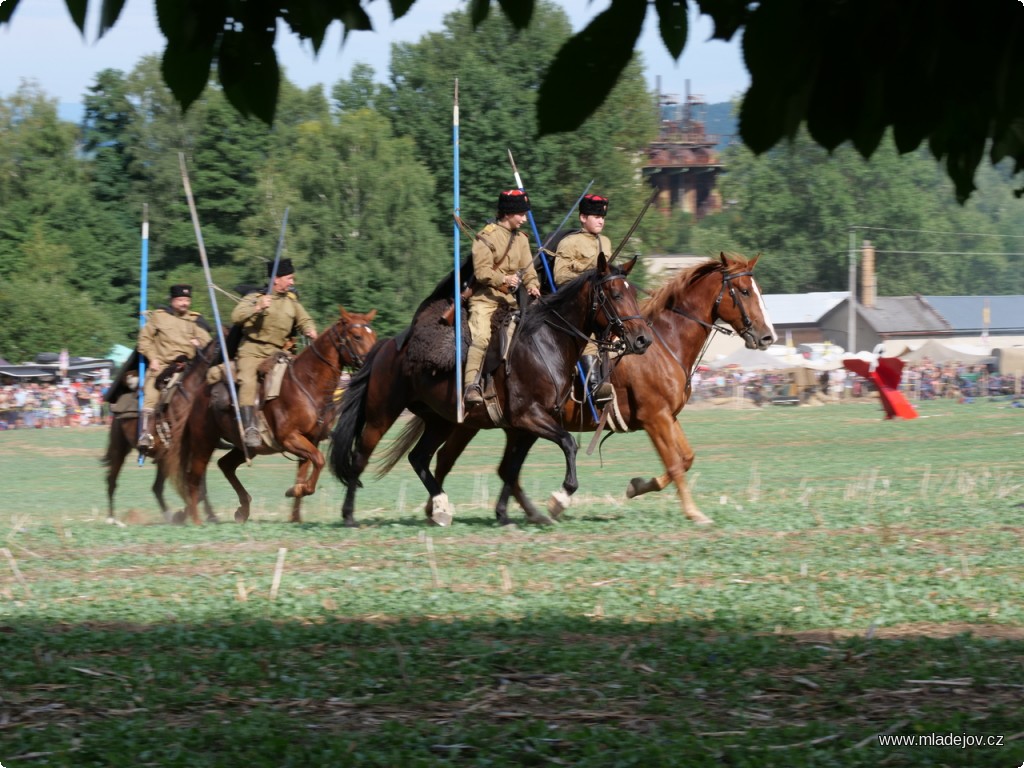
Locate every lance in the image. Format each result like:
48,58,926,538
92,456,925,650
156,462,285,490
454,79,465,422
507,150,599,421
136,204,149,465
506,148,553,289
265,206,290,296
177,152,251,464
611,185,660,262
536,180,594,278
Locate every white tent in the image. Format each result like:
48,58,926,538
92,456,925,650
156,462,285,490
899,339,993,364
708,348,795,371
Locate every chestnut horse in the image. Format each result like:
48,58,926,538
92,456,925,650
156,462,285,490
164,306,378,524
328,254,652,527
393,252,776,525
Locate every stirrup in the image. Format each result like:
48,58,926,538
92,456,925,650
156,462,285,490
464,383,483,405
244,426,262,448
592,381,614,403
137,432,154,451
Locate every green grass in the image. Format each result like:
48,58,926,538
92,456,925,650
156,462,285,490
1,398,1022,766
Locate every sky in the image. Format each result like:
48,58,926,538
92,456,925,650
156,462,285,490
0,0,749,117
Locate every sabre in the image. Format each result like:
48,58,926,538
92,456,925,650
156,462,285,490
611,186,660,262
178,152,251,464
136,204,149,465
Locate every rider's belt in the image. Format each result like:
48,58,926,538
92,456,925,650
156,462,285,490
244,338,283,348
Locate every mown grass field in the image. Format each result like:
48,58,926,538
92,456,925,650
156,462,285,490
2,397,1022,766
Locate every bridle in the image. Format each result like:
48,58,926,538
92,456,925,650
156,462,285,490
546,271,645,353
308,319,374,374
671,267,759,347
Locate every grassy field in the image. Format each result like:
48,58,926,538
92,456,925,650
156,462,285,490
1,398,1022,766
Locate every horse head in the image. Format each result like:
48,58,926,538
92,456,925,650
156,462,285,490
590,253,652,355
713,252,776,350
332,306,378,370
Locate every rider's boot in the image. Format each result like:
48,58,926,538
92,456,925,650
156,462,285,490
463,369,484,405
137,408,155,452
241,405,262,448
582,355,614,404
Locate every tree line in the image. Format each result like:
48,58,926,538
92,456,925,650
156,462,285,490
0,1,1021,362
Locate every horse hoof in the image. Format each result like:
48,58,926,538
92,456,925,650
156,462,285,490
171,510,187,525
625,478,644,499
234,508,250,523
342,518,359,528
692,514,714,526
527,513,555,526
547,489,571,519
431,494,453,527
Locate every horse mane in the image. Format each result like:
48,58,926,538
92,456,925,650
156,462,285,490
642,253,751,318
411,257,474,321
517,266,608,337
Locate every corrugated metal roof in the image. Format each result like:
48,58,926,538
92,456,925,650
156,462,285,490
921,296,1024,332
857,296,950,333
762,292,848,325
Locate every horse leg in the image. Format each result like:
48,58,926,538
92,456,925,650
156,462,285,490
153,464,173,523
279,435,323,523
407,417,456,526
498,432,553,526
104,419,132,523
425,425,477,523
627,414,711,525
544,428,580,519
199,474,218,522
216,448,252,523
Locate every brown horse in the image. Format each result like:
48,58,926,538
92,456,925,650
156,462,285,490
328,253,652,527
398,252,776,525
165,306,378,524
101,365,216,524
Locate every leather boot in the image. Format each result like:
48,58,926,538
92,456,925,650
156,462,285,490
242,405,262,448
463,370,483,405
137,409,154,452
582,355,614,404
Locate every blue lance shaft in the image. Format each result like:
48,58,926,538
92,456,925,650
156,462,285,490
136,204,149,465
266,206,290,295
177,152,251,464
507,149,599,421
454,80,464,423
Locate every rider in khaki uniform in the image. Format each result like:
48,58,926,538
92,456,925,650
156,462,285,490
231,258,317,447
136,284,212,450
463,189,541,405
553,193,614,403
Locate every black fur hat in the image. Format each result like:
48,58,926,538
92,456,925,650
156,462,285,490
169,284,192,299
269,258,295,278
497,189,530,216
579,194,609,217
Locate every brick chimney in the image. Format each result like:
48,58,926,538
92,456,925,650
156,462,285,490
861,240,876,309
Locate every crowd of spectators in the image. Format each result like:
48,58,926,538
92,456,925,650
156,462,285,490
689,359,1021,406
0,380,110,430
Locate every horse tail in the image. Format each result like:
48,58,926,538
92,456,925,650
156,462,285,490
328,342,379,487
375,415,426,479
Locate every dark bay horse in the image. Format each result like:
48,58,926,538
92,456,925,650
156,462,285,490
400,252,777,525
101,362,216,524
328,253,652,527
164,306,378,524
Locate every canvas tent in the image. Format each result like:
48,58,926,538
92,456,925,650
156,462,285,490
708,348,794,371
899,339,993,365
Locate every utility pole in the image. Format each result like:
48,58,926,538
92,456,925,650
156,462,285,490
847,228,857,353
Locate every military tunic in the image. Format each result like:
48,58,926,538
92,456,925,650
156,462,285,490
465,222,540,384
553,230,613,287
231,291,317,406
136,307,212,408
